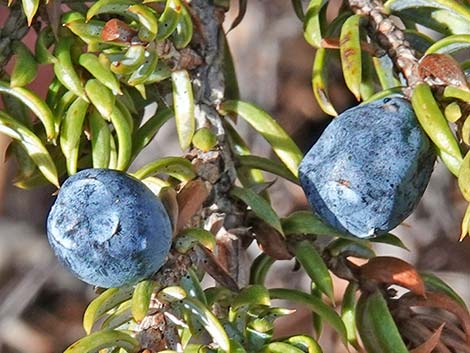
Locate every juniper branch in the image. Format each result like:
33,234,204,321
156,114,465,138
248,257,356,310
347,0,423,90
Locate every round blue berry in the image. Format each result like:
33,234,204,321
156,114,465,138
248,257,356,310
299,97,436,238
47,168,172,287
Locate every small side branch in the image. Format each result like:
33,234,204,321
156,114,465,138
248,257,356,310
348,0,423,89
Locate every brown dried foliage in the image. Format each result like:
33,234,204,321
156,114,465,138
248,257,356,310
360,256,425,296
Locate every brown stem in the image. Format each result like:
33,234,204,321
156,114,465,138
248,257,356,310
136,3,249,348
189,0,250,286
347,0,423,92
136,248,222,348
0,3,29,74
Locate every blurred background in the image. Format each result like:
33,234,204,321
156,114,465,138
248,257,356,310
0,1,470,352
